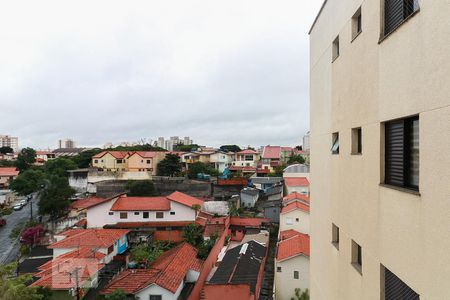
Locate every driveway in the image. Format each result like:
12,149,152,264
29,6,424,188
0,194,39,264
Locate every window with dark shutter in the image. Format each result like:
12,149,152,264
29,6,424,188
383,266,419,300
385,116,419,190
384,0,419,36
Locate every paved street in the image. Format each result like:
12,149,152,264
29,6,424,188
0,195,38,264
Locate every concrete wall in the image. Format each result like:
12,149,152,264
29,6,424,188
310,1,450,299
274,255,309,300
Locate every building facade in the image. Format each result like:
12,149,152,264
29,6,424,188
310,1,450,299
0,135,18,153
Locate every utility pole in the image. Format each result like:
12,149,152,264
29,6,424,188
70,267,81,300
30,199,33,221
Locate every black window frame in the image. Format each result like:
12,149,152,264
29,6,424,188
156,212,164,219
143,212,149,219
382,265,420,300
294,270,299,279
383,0,419,37
119,212,128,219
352,127,362,154
384,115,419,191
352,7,362,41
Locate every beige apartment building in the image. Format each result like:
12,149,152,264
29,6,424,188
310,0,450,299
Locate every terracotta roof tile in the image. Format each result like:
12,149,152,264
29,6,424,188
106,221,194,229
0,167,19,176
236,149,258,155
281,201,310,214
111,196,171,211
92,151,129,159
70,196,109,210
277,232,310,261
284,177,309,187
48,229,129,249
167,191,204,208
279,229,302,241
283,192,310,204
102,243,202,295
262,146,281,159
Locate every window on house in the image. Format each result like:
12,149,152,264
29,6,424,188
119,212,128,219
352,7,362,40
170,211,175,215
384,0,419,36
277,267,282,272
332,223,340,249
134,212,139,215
108,212,114,216
116,159,122,164
384,116,419,190
331,132,340,154
245,155,253,161
107,245,114,254
94,160,98,163
146,160,151,164
294,271,299,279
332,36,340,61
286,218,293,225
352,127,362,154
295,218,299,222
382,265,419,300
143,212,149,219
351,240,362,274
149,296,162,300
156,212,164,219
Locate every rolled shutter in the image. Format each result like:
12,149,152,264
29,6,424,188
385,120,405,186
385,268,420,300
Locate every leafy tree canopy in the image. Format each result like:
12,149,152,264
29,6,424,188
291,288,310,300
157,154,182,177
173,144,199,152
126,180,156,196
187,162,219,179
70,148,103,168
43,158,77,177
38,175,75,219
15,148,36,172
182,223,204,248
219,145,241,153
0,146,13,154
10,169,46,196
287,154,306,165
105,289,133,300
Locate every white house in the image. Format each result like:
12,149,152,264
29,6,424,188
86,191,204,228
240,188,259,208
284,177,310,196
279,201,310,235
209,152,233,172
274,230,310,300
233,149,260,168
102,243,202,300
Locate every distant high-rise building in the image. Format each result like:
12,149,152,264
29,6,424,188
183,136,193,145
302,131,310,151
157,137,165,148
58,139,76,149
0,135,19,152
156,136,193,150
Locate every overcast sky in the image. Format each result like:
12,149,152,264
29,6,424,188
0,1,322,150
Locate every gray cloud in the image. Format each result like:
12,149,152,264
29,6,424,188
0,0,322,149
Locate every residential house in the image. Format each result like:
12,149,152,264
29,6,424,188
209,151,233,173
274,230,310,300
264,184,283,201
52,147,86,158
92,151,129,171
283,164,310,178
249,176,283,191
127,151,166,175
0,189,17,205
309,1,450,298
279,201,310,235
48,229,130,262
36,151,56,162
283,192,310,206
263,200,281,223
260,146,282,172
284,177,309,196
233,149,260,168
0,167,19,188
69,195,112,218
240,188,259,208
102,243,203,300
203,240,268,300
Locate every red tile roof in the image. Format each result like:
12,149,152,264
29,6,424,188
283,192,310,203
73,218,87,228
92,151,129,159
0,167,19,176
277,232,310,261
229,166,256,172
48,229,129,249
111,196,171,211
130,151,160,158
279,229,302,241
102,243,202,295
36,151,53,155
230,217,270,227
284,177,309,187
70,196,109,210
32,248,105,290
262,146,281,159
107,221,195,229
236,149,258,155
167,191,204,208
281,147,294,152
281,201,310,214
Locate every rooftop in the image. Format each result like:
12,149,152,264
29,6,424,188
111,196,171,211
48,229,129,249
0,167,19,177
284,177,310,187
277,232,310,261
70,196,109,210
281,201,310,214
262,146,281,159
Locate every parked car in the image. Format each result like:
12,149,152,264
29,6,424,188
13,204,23,211
26,194,33,201
0,219,6,226
19,200,27,206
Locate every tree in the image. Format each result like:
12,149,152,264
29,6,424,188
126,180,156,196
219,145,241,153
182,223,204,248
173,144,199,152
10,169,46,196
43,158,77,177
105,289,131,300
21,225,45,246
287,154,306,165
268,164,286,177
0,262,49,300
187,162,219,179
38,176,75,219
0,146,13,154
70,148,103,168
291,288,309,300
157,154,182,176
197,234,218,259
15,148,36,172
